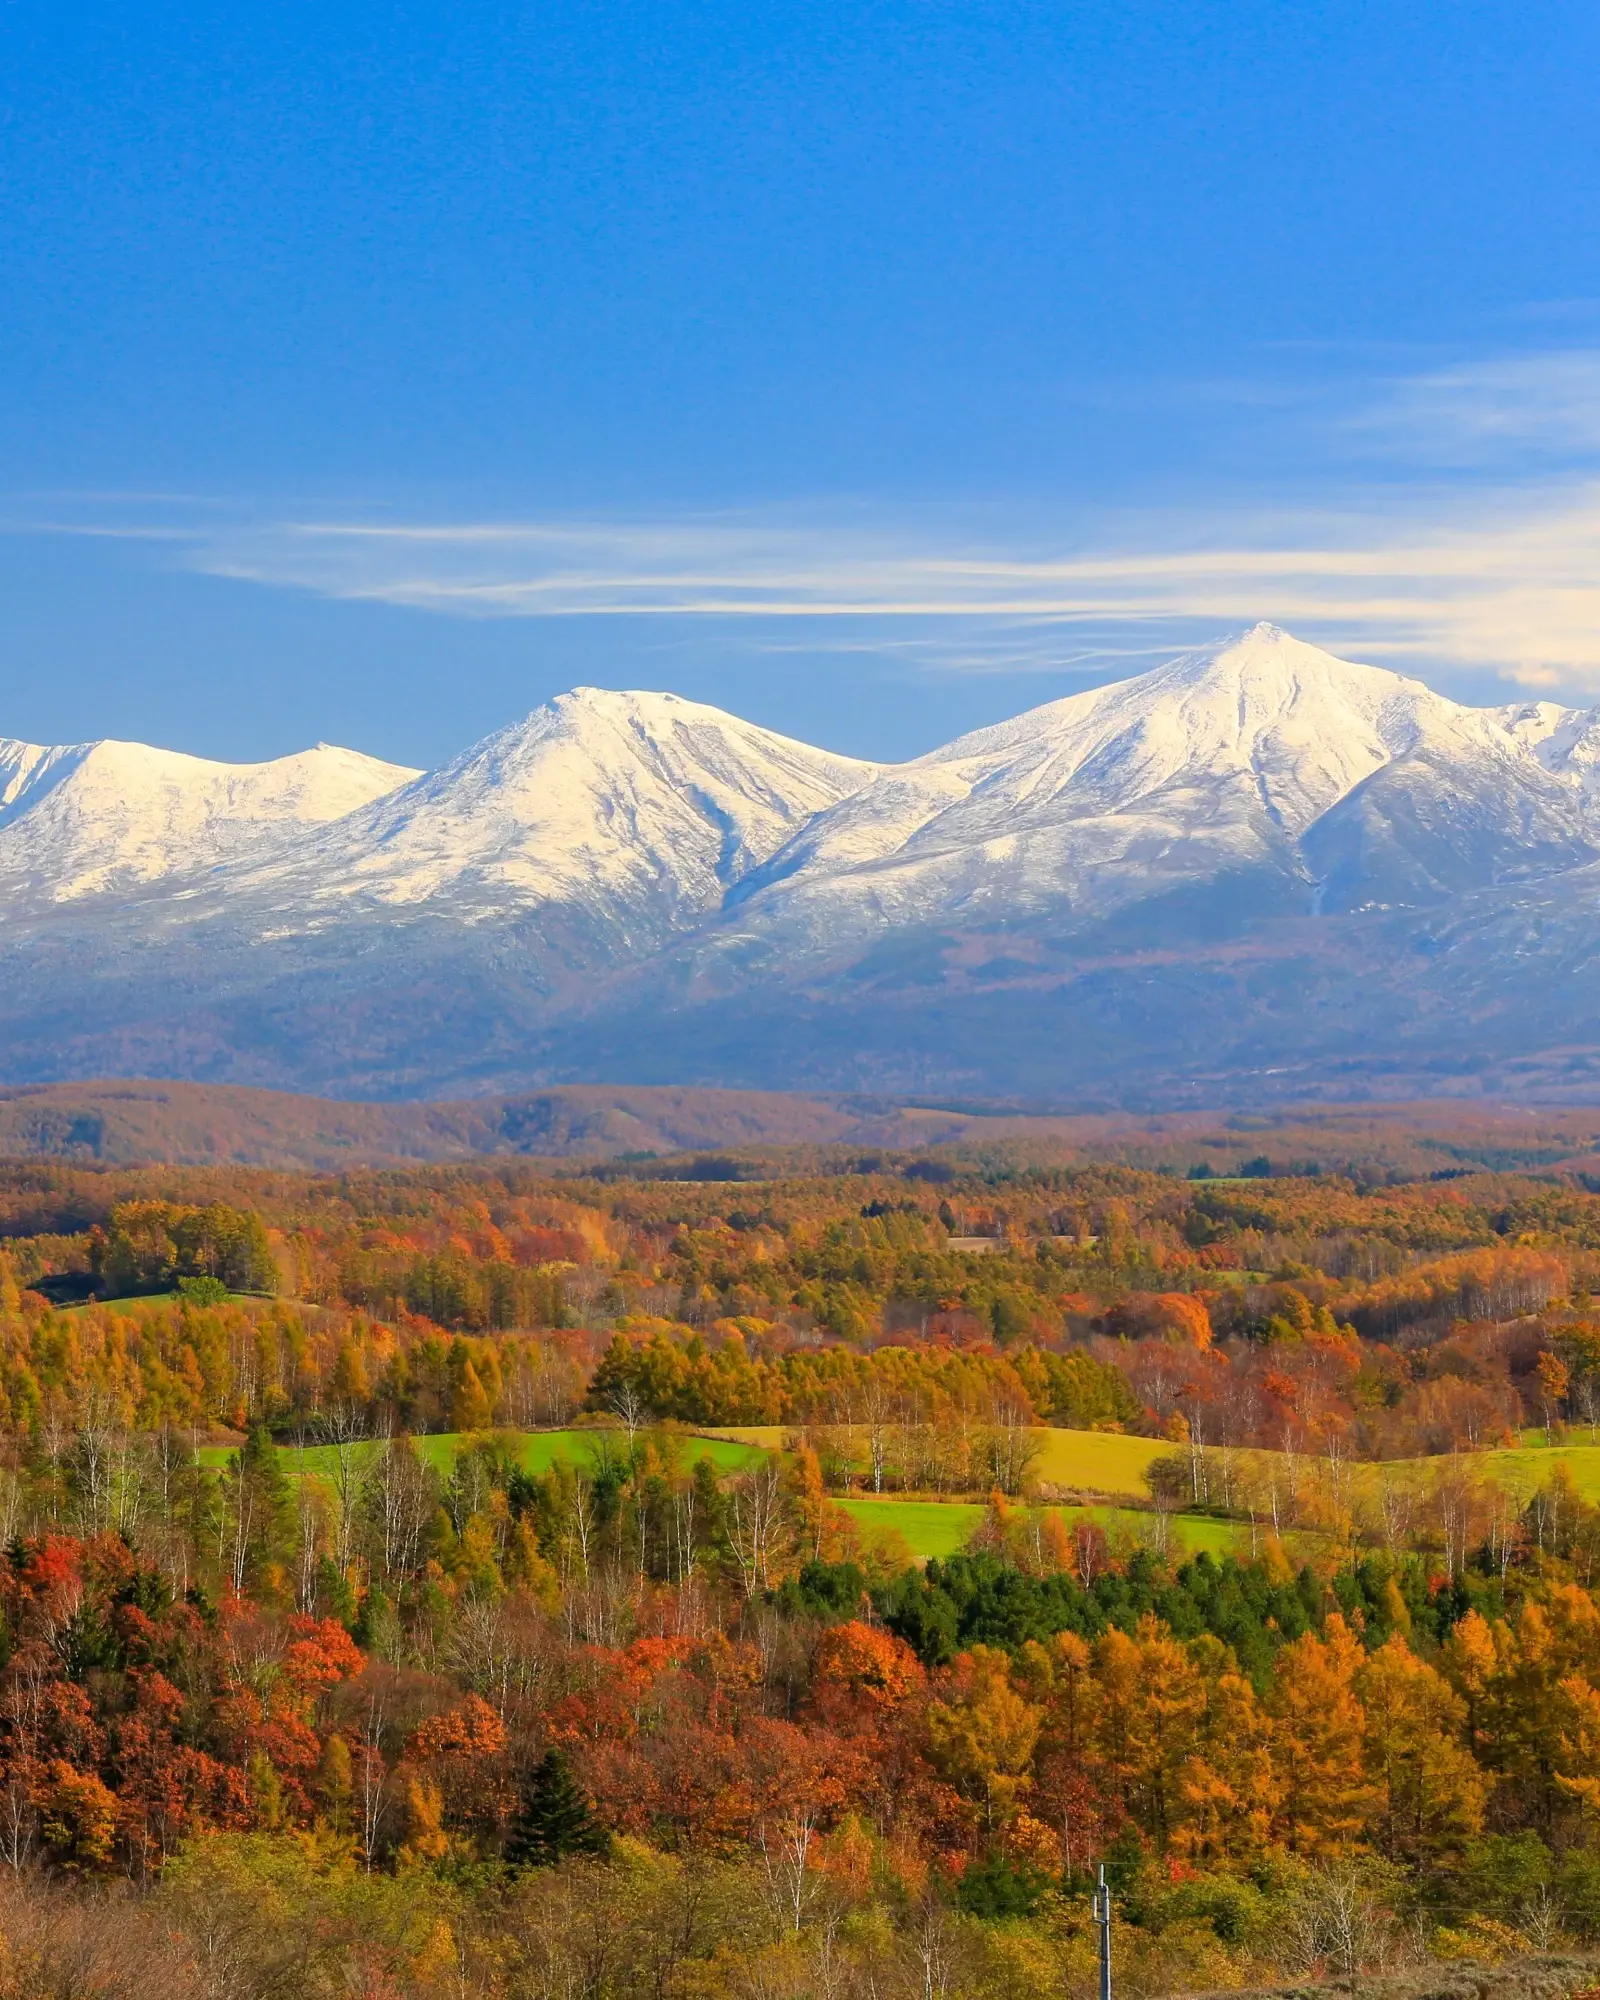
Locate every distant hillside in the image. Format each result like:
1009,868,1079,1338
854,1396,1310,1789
0,1078,1086,1170
0,1080,889,1169
6,1077,1600,1175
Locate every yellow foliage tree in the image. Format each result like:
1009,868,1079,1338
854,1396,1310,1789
1268,1614,1376,1855
399,1775,450,1866
926,1646,1043,1832
1173,1641,1282,1862
1090,1619,1208,1854
1355,1635,1485,1865
41,1762,119,1869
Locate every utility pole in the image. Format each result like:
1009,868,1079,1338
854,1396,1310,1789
1093,1864,1113,2000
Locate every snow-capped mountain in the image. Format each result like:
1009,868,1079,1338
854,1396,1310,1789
8,624,1600,1102
712,623,1600,959
188,690,882,986
0,736,418,904
249,686,876,911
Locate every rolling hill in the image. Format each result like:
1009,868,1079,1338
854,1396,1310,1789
8,1079,1600,1169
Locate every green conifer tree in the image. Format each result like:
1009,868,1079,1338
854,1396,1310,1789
504,1750,609,1868
691,1451,731,1581
220,1426,295,1595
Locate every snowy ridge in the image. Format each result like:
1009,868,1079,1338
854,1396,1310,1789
0,735,420,902
11,624,1600,1098
715,624,1600,952
216,687,881,945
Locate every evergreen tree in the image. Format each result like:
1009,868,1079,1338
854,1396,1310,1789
505,1750,609,1867
219,1426,295,1595
691,1451,731,1581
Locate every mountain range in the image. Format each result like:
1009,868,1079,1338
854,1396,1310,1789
9,622,1600,1105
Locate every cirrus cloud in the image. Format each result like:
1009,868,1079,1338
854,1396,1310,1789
138,478,1600,690
26,345,1600,692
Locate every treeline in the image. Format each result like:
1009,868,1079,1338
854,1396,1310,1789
7,1159,1600,1469
0,1280,587,1439
86,1199,278,1299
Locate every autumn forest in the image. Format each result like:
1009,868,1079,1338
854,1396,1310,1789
11,1139,1600,1997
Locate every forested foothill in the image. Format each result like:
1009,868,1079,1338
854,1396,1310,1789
13,1140,1600,1995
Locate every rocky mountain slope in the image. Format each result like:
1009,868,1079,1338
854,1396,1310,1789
8,624,1600,1103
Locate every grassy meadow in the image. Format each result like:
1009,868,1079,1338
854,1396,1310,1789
191,1419,1600,1569
195,1427,765,1480
703,1422,1167,1496
837,1495,1246,1562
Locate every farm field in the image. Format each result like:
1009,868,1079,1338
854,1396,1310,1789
193,1425,1237,1563
1395,1438,1600,1501
195,1428,765,1480
193,1418,1600,1507
190,1422,1600,1568
706,1423,1167,1496
68,1289,264,1315
1030,1427,1170,1494
712,1424,1600,1510
837,1495,1247,1562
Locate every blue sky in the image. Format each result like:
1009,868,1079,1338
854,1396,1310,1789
6,0,1600,765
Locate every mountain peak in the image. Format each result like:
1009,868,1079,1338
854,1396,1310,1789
556,685,690,719
719,624,1519,954
227,675,881,937
463,683,877,779
1199,619,1294,655
546,684,861,759
1165,620,1402,689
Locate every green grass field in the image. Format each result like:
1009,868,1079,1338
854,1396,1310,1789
1387,1438,1600,1502
69,1290,263,1315
195,1428,764,1480
200,1418,1169,1506
194,1414,1600,1562
189,1422,1246,1568
835,1499,981,1560
837,1496,1245,1563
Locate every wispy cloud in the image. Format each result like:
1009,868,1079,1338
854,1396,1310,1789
78,481,1600,690
27,347,1600,692
1356,349,1600,463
